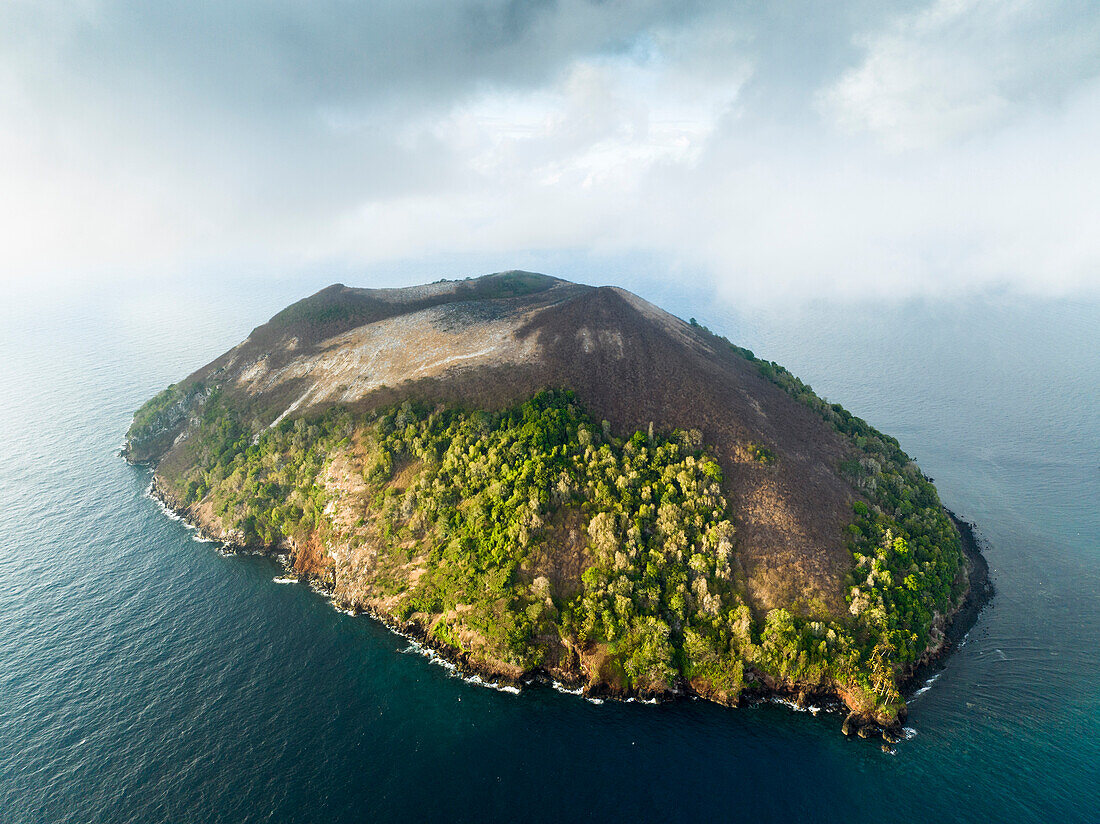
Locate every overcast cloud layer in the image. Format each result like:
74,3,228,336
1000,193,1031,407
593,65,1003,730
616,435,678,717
3,0,1099,301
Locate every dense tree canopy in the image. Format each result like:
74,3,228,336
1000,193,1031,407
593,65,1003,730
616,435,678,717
161,384,965,719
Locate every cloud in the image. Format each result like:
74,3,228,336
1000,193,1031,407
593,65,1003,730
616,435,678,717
1,1,1098,302
820,0,1100,149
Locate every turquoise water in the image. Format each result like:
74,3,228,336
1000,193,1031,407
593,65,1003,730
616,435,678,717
2,279,1097,822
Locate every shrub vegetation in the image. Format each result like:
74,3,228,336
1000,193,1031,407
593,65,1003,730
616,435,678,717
159,373,963,718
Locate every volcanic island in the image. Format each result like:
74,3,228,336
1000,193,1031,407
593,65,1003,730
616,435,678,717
124,271,990,741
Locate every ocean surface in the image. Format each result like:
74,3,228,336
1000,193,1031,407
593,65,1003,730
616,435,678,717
2,277,1097,823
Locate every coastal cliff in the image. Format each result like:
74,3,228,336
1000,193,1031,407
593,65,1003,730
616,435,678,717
125,271,990,739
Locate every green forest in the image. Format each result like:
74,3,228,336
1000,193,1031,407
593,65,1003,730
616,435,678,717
147,381,966,719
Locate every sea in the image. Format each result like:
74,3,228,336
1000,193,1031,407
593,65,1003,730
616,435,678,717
1,274,1097,823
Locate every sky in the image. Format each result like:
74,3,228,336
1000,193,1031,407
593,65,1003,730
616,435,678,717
2,0,1099,303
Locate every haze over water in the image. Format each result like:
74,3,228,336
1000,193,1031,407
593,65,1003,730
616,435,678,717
2,277,1097,823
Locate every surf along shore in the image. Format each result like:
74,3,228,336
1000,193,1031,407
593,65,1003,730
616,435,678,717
139,463,992,744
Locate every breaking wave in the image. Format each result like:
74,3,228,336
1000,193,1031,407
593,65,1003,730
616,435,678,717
912,673,941,699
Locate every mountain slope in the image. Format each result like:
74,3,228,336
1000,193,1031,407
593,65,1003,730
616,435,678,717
125,271,974,738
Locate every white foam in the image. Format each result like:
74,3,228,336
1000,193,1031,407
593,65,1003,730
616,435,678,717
273,576,298,584
550,682,585,697
902,726,918,740
465,674,522,694
145,482,186,523
145,480,222,547
768,696,824,715
396,635,521,694
400,637,456,673
545,678,663,705
911,672,941,699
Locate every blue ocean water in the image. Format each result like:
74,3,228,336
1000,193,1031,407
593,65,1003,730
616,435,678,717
1,278,1097,823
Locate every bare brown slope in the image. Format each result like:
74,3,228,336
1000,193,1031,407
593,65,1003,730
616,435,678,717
155,273,860,618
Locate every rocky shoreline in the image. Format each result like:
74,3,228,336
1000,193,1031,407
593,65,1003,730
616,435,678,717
898,512,994,695
143,466,991,744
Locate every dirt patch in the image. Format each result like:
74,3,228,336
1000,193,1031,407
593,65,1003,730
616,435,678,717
519,508,590,602
389,458,423,492
292,533,331,577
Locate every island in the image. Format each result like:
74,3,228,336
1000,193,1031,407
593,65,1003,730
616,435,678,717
123,271,991,741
